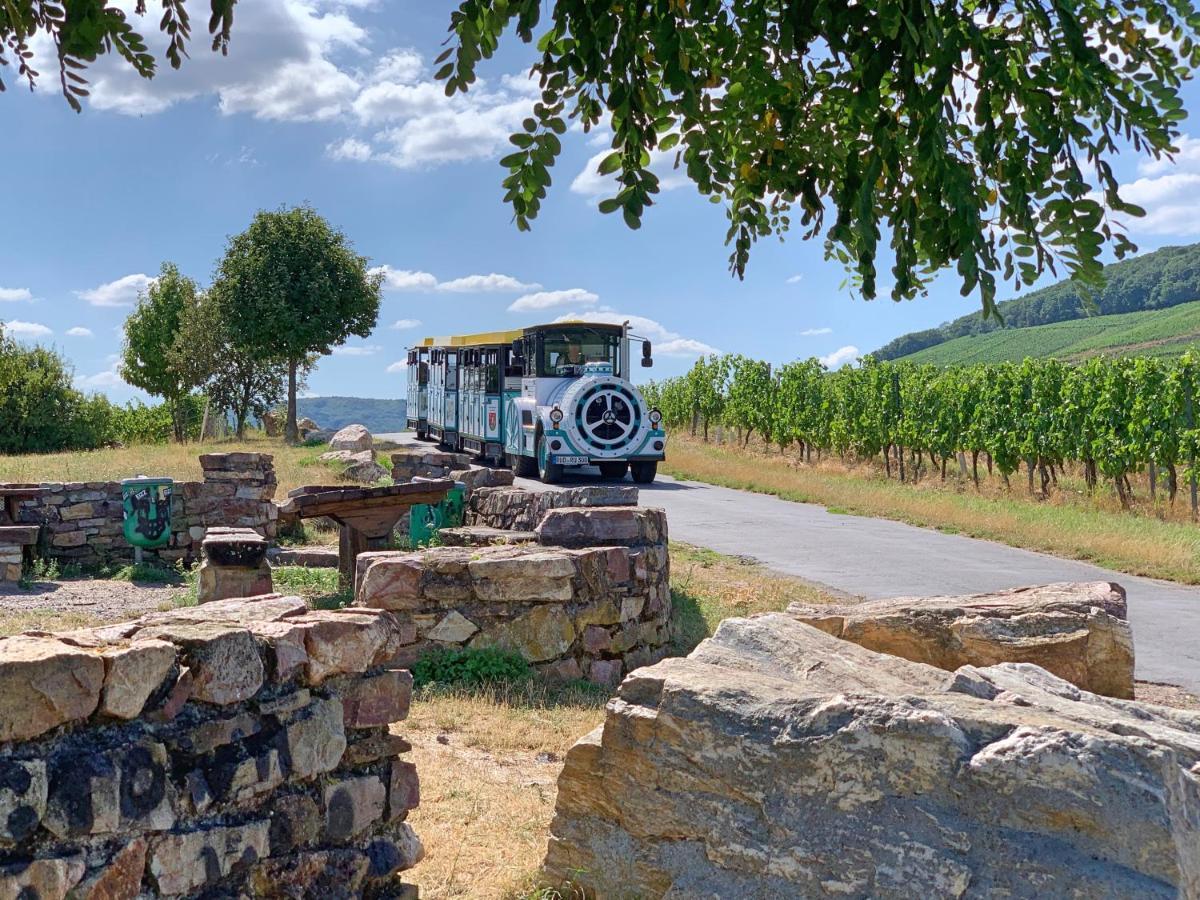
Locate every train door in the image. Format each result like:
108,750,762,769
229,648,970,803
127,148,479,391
444,350,459,444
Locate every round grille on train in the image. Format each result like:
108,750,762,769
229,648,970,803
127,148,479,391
559,377,651,458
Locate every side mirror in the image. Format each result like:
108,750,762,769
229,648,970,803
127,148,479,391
641,340,653,367
641,357,654,368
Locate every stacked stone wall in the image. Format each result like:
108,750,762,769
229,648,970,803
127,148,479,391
1,453,278,568
465,485,639,532
0,595,421,898
355,506,671,685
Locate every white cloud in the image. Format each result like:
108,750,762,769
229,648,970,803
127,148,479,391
820,345,861,369
76,273,155,308
331,343,382,356
386,361,406,373
77,362,127,390
437,274,541,293
0,287,32,302
786,274,804,285
2,320,52,339
391,319,422,330
370,266,439,292
327,138,374,162
509,289,600,313
570,146,687,199
66,327,94,337
1112,173,1200,236
551,310,719,357
800,327,832,336
1138,134,1200,176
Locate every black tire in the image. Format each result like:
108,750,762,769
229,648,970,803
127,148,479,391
630,461,658,484
537,433,564,484
506,451,536,477
598,461,629,480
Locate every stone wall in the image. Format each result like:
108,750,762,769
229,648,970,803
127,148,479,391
544,613,1200,897
0,453,278,567
0,595,421,899
465,485,639,532
390,450,474,483
354,506,671,685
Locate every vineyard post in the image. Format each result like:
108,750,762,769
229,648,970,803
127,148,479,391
1187,381,1199,521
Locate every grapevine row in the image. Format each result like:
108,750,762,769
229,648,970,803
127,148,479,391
643,353,1200,514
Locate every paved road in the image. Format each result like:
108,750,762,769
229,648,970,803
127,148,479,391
383,434,1200,691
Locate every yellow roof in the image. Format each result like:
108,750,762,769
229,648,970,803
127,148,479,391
421,328,525,348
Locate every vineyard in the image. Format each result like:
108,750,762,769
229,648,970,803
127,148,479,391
645,353,1200,516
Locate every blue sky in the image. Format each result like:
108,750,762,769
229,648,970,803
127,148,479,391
5,1,1200,402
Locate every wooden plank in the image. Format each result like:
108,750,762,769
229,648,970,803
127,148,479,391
290,488,451,520
338,525,370,589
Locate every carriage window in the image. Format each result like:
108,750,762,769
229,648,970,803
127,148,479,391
538,328,621,377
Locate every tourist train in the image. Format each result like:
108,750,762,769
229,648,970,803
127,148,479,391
405,321,666,484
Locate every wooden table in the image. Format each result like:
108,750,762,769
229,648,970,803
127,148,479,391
0,485,43,526
278,480,454,587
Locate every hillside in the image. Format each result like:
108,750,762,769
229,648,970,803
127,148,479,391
875,242,1200,360
899,300,1200,365
295,396,407,433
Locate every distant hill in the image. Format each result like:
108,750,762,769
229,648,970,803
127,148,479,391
295,397,407,433
899,300,1200,365
874,242,1200,361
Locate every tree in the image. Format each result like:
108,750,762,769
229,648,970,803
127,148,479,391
121,262,201,443
210,206,382,444
169,291,300,440
439,0,1199,315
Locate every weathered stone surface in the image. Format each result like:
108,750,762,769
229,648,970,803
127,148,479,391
329,424,373,452
586,658,622,687
269,546,339,568
282,697,347,779
149,820,270,895
298,610,406,684
473,606,576,663
266,793,322,854
323,775,386,841
356,556,425,611
0,636,104,742
0,759,47,844
44,741,175,838
197,559,274,604
98,639,176,719
437,525,537,547
448,466,514,497
386,760,420,822
789,581,1136,698
425,610,479,643
343,732,411,767
335,668,413,728
138,593,306,627
249,848,369,899
365,826,424,877
71,837,146,900
140,624,264,705
0,854,85,899
546,613,1200,898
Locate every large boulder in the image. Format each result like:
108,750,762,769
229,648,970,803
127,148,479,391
788,581,1134,698
544,613,1200,898
331,424,374,453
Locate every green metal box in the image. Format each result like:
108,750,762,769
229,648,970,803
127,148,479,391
121,476,174,550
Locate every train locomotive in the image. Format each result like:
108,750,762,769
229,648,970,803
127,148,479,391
404,321,665,483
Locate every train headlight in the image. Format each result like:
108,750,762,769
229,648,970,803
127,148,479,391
649,408,662,427
549,407,564,426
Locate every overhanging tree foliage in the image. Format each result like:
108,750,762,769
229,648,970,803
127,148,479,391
440,0,1200,314
210,206,382,444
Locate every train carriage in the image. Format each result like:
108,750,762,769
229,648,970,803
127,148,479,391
404,339,432,439
406,321,666,483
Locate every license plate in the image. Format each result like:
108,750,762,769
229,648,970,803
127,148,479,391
553,455,589,466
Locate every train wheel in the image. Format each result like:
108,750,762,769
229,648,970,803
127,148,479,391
598,461,629,480
630,461,658,484
537,434,563,484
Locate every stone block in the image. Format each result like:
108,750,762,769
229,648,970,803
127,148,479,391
0,636,104,742
356,555,425,611
788,581,1136,698
245,620,310,683
249,848,369,898
472,606,576,663
620,596,646,622
425,610,479,643
71,837,146,900
282,697,347,779
344,732,411,768
267,792,322,854
0,855,85,899
335,669,413,728
0,759,47,844
149,820,269,895
582,625,612,655
173,711,262,755
586,658,622,687
98,639,176,720
330,424,373,452
365,827,424,877
44,741,174,839
323,775,386,841
140,623,264,705
298,610,408,684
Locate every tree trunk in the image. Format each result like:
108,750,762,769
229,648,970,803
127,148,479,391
1025,458,1035,495
285,358,299,445
985,452,993,476
702,418,709,442
1038,458,1051,497
884,447,892,479
1149,462,1157,502
200,397,211,445
1168,463,1179,504
897,445,906,483
971,450,979,490
1115,473,1131,510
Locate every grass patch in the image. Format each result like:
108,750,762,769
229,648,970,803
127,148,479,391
412,647,532,689
109,562,183,584
271,565,351,609
662,435,1200,585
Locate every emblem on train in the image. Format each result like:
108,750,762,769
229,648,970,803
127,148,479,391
405,321,666,484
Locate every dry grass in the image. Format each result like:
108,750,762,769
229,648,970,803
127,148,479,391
0,435,347,497
663,435,1200,585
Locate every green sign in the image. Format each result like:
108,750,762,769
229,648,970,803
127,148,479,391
409,483,465,546
121,477,174,550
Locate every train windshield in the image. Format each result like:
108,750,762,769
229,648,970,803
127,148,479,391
538,328,621,377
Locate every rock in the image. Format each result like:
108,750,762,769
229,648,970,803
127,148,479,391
473,605,576,663
448,466,514,497
266,793,322,854
197,558,274,603
298,609,407,684
356,555,425,611
270,547,339,568
468,550,576,603
365,829,424,878
148,820,270,895
297,417,321,434
71,837,146,900
248,849,369,899
98,639,176,719
436,525,537,547
545,613,1200,898
386,760,420,822
282,697,347,779
0,636,105,742
340,452,389,485
425,610,479,643
329,424,373,452
322,775,386,841
44,741,175,838
0,759,47,844
788,581,1135,698
140,623,264,705
0,855,85,899
343,732,411,767
138,593,307,627
334,668,413,728
586,658,622,687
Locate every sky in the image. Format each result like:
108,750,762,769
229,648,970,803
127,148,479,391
5,1,1200,403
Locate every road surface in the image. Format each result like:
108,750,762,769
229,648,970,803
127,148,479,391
382,434,1200,692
